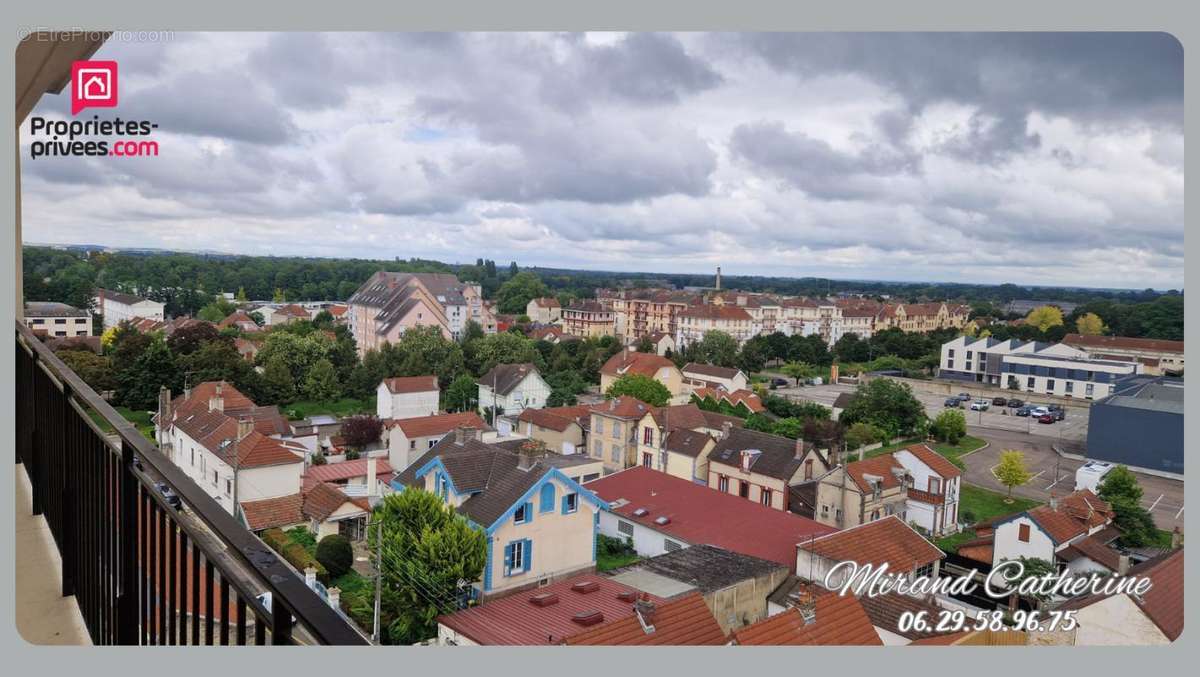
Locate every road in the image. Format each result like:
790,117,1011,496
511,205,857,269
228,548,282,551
777,382,1089,442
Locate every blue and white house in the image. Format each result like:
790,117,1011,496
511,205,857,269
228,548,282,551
392,430,608,599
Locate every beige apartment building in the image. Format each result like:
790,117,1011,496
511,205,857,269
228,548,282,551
560,300,616,338
588,396,654,473
814,455,911,529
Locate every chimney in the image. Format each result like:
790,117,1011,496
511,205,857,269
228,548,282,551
795,438,806,460
158,386,172,426
1049,493,1059,511
304,566,317,589
455,427,466,445
327,586,341,610
518,451,536,471
237,416,253,441
721,421,733,440
795,589,817,625
634,594,657,631
209,384,224,413
1171,526,1183,549
367,456,378,497
1118,554,1131,576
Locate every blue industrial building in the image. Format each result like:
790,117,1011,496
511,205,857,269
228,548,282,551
1085,376,1183,476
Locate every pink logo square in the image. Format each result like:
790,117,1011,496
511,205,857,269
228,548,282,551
71,60,118,115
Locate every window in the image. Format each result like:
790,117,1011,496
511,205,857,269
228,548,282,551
225,479,231,496
593,441,602,458
870,509,880,521
947,359,954,370
948,349,955,358
1085,383,1095,397
1018,523,1031,542
514,504,528,524
929,477,942,495
439,475,449,500
664,539,683,553
539,483,556,513
804,459,813,480
562,493,578,514
642,452,652,468
739,481,750,499
760,488,772,507
428,439,437,449
505,540,528,575
212,470,218,486
611,423,621,439
642,426,654,446
594,419,604,435
54,318,66,325
1027,377,1035,389
964,361,972,371
718,475,729,493
966,350,972,360
1065,381,1074,394
611,444,622,463
617,520,634,536
409,440,416,450
914,563,934,578
1046,379,1056,393
190,448,195,466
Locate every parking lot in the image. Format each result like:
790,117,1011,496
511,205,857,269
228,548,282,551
778,382,1090,443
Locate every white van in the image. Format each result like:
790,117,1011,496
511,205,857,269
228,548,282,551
1075,461,1115,493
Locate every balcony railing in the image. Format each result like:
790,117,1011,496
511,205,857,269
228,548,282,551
14,321,368,646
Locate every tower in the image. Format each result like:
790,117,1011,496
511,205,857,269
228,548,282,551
715,266,722,290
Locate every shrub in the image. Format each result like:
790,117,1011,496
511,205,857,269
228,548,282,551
316,534,355,578
596,534,635,558
263,528,327,580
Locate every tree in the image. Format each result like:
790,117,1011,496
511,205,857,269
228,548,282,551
303,358,340,401
386,326,466,389
466,332,540,376
256,330,335,384
273,287,286,303
833,332,871,363
781,361,815,386
844,422,881,451
443,374,478,413
236,287,248,303
693,331,739,368
341,415,384,450
117,335,179,410
930,409,967,445
1025,305,1064,332
736,335,771,373
604,373,671,407
57,350,116,393
260,355,297,404
996,556,1057,606
167,321,229,356
635,336,655,353
838,379,927,440
460,319,485,345
373,489,487,644
494,271,549,314
1097,465,1159,547
315,534,354,579
1075,312,1106,336
995,450,1033,502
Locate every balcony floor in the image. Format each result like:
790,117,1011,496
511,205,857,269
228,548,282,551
14,466,91,645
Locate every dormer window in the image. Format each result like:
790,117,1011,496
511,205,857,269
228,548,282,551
514,504,528,524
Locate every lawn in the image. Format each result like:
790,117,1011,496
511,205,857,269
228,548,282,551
958,484,1040,524
596,551,641,572
862,435,986,470
86,405,156,441
935,529,979,554
283,397,376,421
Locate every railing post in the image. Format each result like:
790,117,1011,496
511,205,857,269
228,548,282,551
28,350,43,516
117,440,140,645
61,382,77,598
271,604,294,645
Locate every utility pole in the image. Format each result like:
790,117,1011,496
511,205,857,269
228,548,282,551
372,519,382,644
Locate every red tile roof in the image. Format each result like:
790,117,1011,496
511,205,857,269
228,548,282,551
1027,505,1090,543
1062,333,1183,354
381,375,439,394
908,631,972,645
585,467,835,570
732,595,882,646
302,482,367,522
302,458,392,490
600,350,678,379
1057,549,1183,641
679,305,752,321
593,395,654,420
564,593,726,645
799,515,943,572
437,574,663,645
901,443,961,479
273,304,311,318
517,405,594,432
387,411,490,438
240,494,306,531
843,454,906,493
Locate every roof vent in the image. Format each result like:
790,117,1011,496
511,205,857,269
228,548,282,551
572,610,605,627
632,507,650,517
616,590,638,603
654,516,671,526
571,580,600,594
529,593,560,607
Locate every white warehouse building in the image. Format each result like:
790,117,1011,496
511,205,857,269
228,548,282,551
939,336,1140,400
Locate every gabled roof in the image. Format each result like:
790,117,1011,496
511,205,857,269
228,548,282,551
218,310,258,329
899,443,961,479
662,429,714,458
691,387,765,413
437,574,663,645
381,375,438,394
843,454,907,493
1058,535,1122,572
799,515,943,572
96,288,155,306
240,494,305,531
302,482,369,523
681,362,743,381
585,467,834,569
386,411,490,438
477,363,541,396
600,350,678,379
858,592,959,641
529,297,561,308
1056,549,1183,641
564,593,726,646
592,395,653,420
272,304,310,318
517,405,594,432
302,458,393,490
732,595,881,646
709,427,803,481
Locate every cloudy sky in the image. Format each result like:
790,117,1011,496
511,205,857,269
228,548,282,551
21,32,1184,289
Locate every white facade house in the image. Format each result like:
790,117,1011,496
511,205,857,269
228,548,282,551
597,510,688,558
476,363,550,417
376,375,441,420
988,491,1114,569
939,336,1139,399
23,301,92,337
94,289,165,330
893,445,962,538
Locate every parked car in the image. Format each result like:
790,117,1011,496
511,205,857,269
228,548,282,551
1046,404,1066,421
991,397,1008,406
1029,406,1050,418
944,397,962,408
155,482,183,510
970,400,990,411
771,378,789,387
1015,406,1033,417
957,392,972,401
1037,413,1056,424
1007,398,1024,408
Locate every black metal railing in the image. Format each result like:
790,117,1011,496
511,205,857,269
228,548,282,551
15,321,368,646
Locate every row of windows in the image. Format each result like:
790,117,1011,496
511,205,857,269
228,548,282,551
28,317,88,324
715,474,773,507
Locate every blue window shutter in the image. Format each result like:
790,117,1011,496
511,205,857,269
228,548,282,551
525,501,534,523
525,539,533,573
540,483,556,513
561,495,569,514
503,543,513,577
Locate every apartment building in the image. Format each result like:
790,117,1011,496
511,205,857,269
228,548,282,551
560,300,616,338
347,271,454,355
525,297,562,324
93,288,166,330
588,396,654,474
875,302,970,333
939,336,1140,399
676,304,757,347
23,301,92,337
1061,333,1184,376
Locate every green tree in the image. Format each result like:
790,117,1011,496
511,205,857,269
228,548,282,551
387,326,466,389
466,331,540,376
57,350,116,393
995,556,1057,605
460,319,485,345
260,355,296,404
844,422,881,451
837,379,926,440
691,330,739,368
1025,305,1065,332
995,450,1033,502
302,358,340,401
1075,312,1106,336
315,534,354,579
604,373,671,407
781,361,816,386
373,489,487,644
930,409,967,445
1097,465,1159,547
236,287,248,303
256,331,335,383
495,271,549,314
443,374,478,412
273,287,286,303
635,336,655,353
117,335,178,410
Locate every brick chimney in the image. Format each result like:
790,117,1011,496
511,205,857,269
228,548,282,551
454,426,466,445
518,450,536,471
158,386,172,428
794,438,806,460
367,456,378,497
237,415,253,441
721,421,733,440
1049,493,1059,511
208,383,224,413
634,593,657,632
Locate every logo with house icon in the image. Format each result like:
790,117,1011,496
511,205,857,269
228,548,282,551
71,60,118,115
